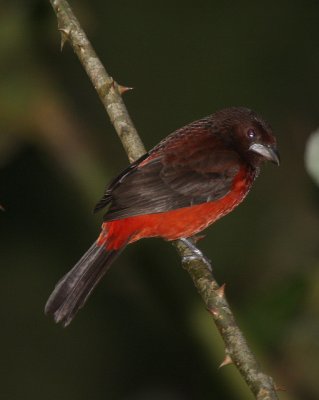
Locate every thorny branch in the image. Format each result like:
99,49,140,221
49,1,280,399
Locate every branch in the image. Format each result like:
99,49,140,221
49,1,279,399
49,0,145,162
174,240,279,400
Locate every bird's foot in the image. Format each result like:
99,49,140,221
179,238,212,271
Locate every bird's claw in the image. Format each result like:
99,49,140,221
182,254,212,271
179,238,212,271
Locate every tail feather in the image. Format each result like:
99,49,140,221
45,241,122,327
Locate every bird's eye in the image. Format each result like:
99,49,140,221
247,129,256,140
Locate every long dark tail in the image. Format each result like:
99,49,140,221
45,241,123,327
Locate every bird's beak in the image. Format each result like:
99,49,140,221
249,143,280,166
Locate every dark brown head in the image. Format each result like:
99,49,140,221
213,107,280,168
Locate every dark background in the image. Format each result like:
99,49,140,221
1,1,319,399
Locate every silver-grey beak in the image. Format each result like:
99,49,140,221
249,143,280,166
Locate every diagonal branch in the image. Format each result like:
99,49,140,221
49,1,279,399
50,0,145,162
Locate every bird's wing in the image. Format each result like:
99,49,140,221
93,153,149,214
94,133,241,221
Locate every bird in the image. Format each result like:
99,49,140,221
45,106,279,327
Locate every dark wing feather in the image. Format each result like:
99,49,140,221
99,144,241,221
93,152,149,213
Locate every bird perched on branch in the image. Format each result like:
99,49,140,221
45,107,279,327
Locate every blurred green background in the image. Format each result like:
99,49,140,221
1,1,319,399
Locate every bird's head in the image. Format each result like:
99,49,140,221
215,107,280,168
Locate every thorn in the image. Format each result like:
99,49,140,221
118,84,134,95
275,385,286,392
209,307,219,318
58,27,71,51
219,354,233,369
191,234,206,243
216,283,226,298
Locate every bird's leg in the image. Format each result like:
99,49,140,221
179,237,212,271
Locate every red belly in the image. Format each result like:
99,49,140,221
98,167,254,250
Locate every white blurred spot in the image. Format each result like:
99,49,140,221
305,128,319,186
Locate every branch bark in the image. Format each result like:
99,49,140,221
50,0,145,162
49,1,280,399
